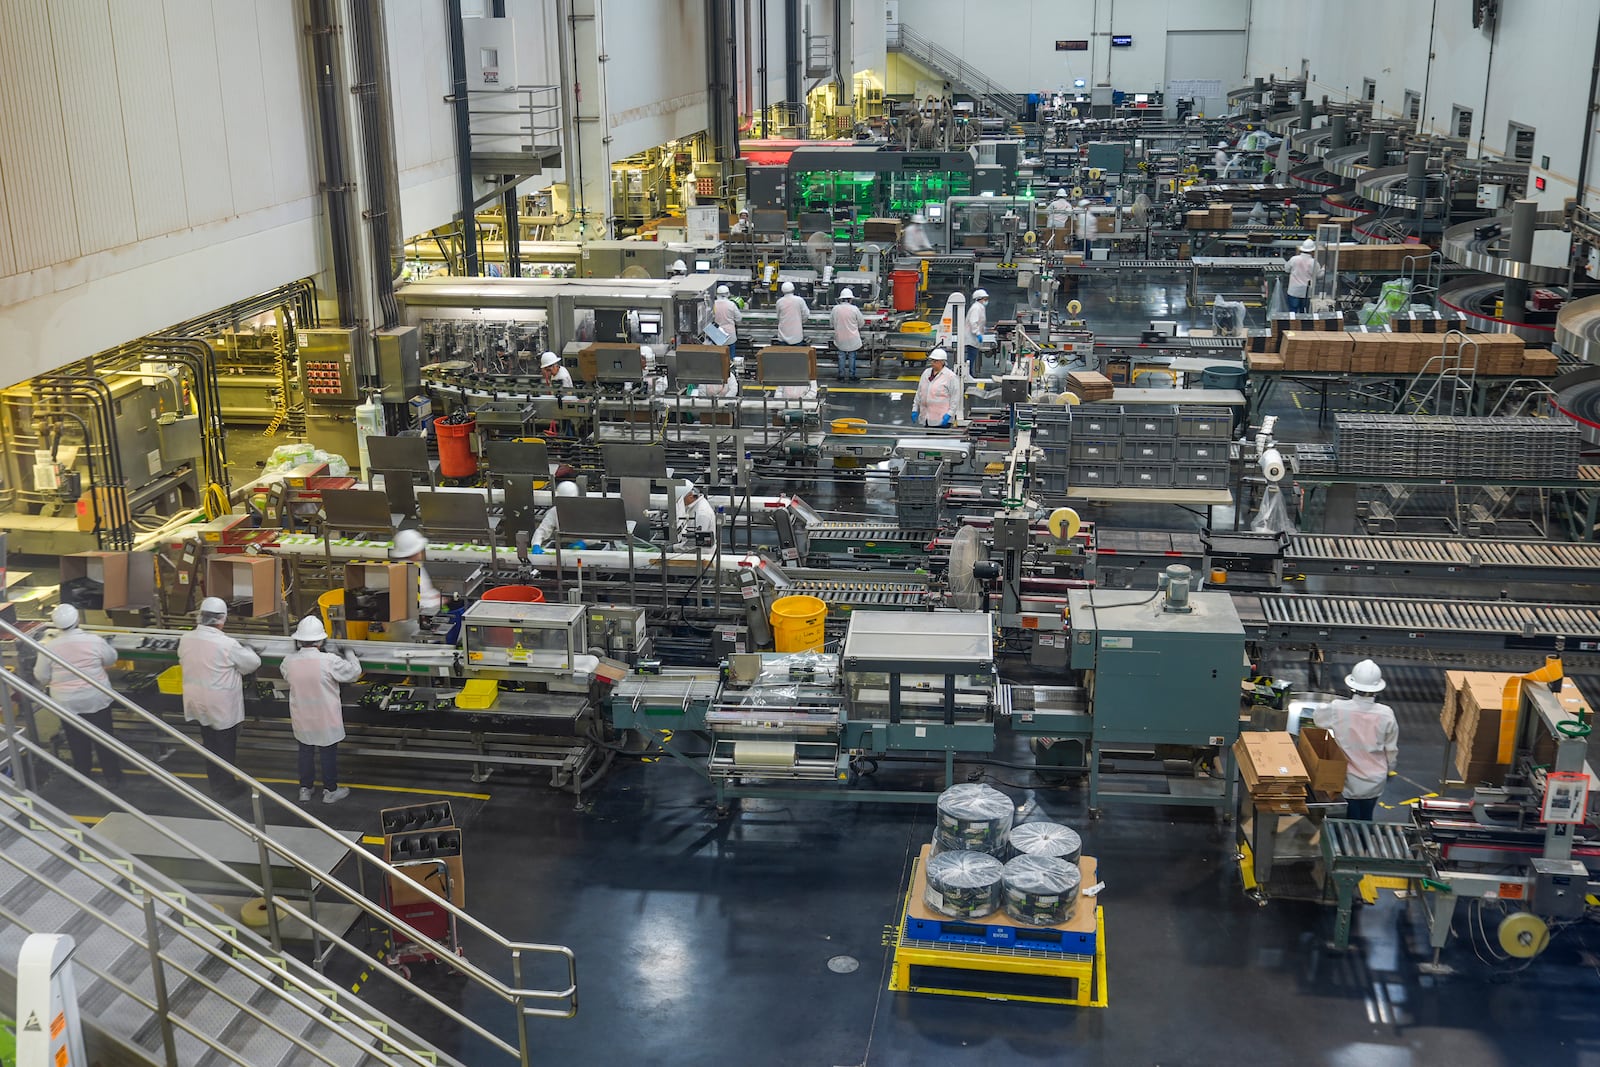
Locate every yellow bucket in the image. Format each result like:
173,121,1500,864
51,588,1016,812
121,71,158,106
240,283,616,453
770,595,827,653
318,589,368,641
455,679,500,710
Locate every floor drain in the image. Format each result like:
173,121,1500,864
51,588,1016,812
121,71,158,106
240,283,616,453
827,955,860,974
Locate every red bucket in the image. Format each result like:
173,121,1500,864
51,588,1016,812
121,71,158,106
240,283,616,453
434,418,478,479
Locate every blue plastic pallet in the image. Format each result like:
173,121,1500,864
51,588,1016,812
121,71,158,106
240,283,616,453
904,912,1097,956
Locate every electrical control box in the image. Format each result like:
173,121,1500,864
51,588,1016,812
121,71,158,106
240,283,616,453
298,328,359,401
374,327,421,403
1067,589,1245,746
1475,184,1506,209
992,513,1032,552
1531,858,1589,919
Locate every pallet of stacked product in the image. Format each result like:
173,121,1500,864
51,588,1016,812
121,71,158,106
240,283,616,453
1247,352,1286,372
1186,210,1210,230
1278,331,1352,372
1520,349,1560,376
1207,204,1234,228
1066,371,1115,402
1345,329,1388,373
1461,332,1526,376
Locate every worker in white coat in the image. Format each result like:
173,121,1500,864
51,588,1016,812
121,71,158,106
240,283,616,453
675,482,719,550
700,356,742,398
282,615,362,804
912,348,959,427
1285,238,1323,313
1211,141,1231,176
963,289,991,374
539,351,573,389
1046,193,1072,230
730,208,752,236
831,288,866,381
903,213,933,254
391,529,442,617
177,596,262,798
34,604,123,786
775,281,810,345
712,285,743,343
533,481,581,547
668,259,689,279
1315,659,1399,821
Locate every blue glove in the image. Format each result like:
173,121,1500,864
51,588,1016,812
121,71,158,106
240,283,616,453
571,540,588,550
940,414,952,427
530,545,544,554
911,409,919,423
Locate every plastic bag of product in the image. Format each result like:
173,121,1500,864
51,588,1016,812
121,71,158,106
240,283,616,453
924,850,1005,918
934,783,1015,855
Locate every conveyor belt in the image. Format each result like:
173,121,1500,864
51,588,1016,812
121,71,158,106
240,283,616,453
1556,293,1600,364
1246,593,1600,653
1324,819,1431,875
1353,165,1446,212
1286,534,1600,582
1440,210,1570,283
805,523,929,544
786,578,930,608
1437,276,1555,344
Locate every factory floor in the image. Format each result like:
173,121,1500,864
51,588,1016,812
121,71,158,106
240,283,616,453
25,276,1600,1065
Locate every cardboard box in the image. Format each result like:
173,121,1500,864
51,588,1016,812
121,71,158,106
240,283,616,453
1440,670,1471,737
1296,726,1349,794
60,551,158,612
1521,349,1560,377
74,486,131,534
1235,732,1310,801
1247,352,1285,372
203,555,282,618
344,562,418,621
758,345,819,381
1454,760,1508,788
385,832,466,907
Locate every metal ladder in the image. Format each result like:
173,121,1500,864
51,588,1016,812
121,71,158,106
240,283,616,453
0,617,576,1066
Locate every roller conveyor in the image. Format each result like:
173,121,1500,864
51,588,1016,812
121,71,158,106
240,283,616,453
785,578,930,608
1245,593,1600,652
1286,534,1600,583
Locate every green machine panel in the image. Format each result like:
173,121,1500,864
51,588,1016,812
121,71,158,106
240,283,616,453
1068,589,1245,745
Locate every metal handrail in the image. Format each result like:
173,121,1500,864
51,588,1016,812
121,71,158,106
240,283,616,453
886,24,1021,113
466,84,563,156
0,617,576,1064
0,776,438,1066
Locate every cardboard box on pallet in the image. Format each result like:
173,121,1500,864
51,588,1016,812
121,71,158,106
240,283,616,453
1248,352,1285,371
1521,349,1560,377
1279,331,1352,372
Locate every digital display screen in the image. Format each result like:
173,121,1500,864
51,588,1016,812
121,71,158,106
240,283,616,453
900,154,945,170
1055,40,1088,51
640,321,660,335
1111,34,1133,46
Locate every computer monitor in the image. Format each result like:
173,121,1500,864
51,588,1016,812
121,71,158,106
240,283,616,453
640,320,660,336
1134,93,1149,104
926,205,944,220
695,260,711,272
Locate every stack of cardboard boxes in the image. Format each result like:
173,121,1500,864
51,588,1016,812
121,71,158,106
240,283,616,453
1438,672,1584,785
1066,370,1115,402
1235,732,1312,814
1249,327,1554,377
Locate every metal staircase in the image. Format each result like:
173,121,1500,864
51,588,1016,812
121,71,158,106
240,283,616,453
886,23,1023,118
0,617,577,1066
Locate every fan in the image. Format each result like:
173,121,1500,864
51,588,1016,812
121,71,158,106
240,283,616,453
947,526,989,611
621,265,652,279
805,231,836,273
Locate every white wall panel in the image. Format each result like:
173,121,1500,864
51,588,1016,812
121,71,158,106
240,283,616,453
255,0,315,203
107,1,189,240
213,0,278,215
49,0,138,255
0,0,79,270
164,0,236,225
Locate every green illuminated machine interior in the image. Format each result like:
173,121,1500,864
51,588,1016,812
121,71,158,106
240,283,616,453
791,169,973,237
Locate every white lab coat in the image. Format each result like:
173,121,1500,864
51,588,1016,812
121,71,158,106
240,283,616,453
416,565,441,615
544,365,573,389
712,297,743,341
774,381,818,400
1286,252,1322,298
831,302,865,352
1315,695,1399,800
177,624,262,730
914,365,959,426
1046,198,1072,228
282,647,362,747
678,496,719,547
775,293,810,344
964,301,988,347
533,506,562,547
903,223,933,253
34,628,117,714
700,373,740,398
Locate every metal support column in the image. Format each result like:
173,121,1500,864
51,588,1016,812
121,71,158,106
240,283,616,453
447,0,480,275
1503,197,1538,318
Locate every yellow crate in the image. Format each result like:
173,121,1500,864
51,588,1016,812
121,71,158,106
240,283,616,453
455,679,500,710
157,665,183,695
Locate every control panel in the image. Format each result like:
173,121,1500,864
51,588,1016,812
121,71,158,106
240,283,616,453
297,328,360,402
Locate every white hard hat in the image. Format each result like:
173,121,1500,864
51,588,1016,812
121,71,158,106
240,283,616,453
717,284,730,296
1345,659,1387,693
670,259,688,273
973,288,989,300
1215,141,1228,149
839,288,854,301
640,344,653,358
199,596,229,616
51,604,79,630
929,347,948,362
292,615,328,643
912,213,926,224
738,208,749,216
781,280,795,294
391,529,429,559
540,351,560,369
555,481,580,497
1300,239,1316,253
681,480,699,498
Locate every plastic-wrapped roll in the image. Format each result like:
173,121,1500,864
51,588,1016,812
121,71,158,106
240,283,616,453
1007,821,1082,865
934,783,1015,855
924,851,1005,918
1002,855,1082,926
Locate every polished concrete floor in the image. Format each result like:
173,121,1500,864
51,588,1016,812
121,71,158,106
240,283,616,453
33,275,1600,1065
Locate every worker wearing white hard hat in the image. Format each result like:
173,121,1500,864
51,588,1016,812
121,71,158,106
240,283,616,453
963,289,991,373
775,280,810,345
668,259,689,277
177,595,262,798
712,284,743,343
539,351,573,390
390,529,442,616
637,344,668,396
730,208,752,237
831,288,866,381
1212,141,1231,175
282,615,362,804
675,481,719,550
1285,238,1322,314
34,603,123,786
913,348,959,427
1313,660,1398,821
533,481,581,547
1046,192,1072,230
903,213,933,254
